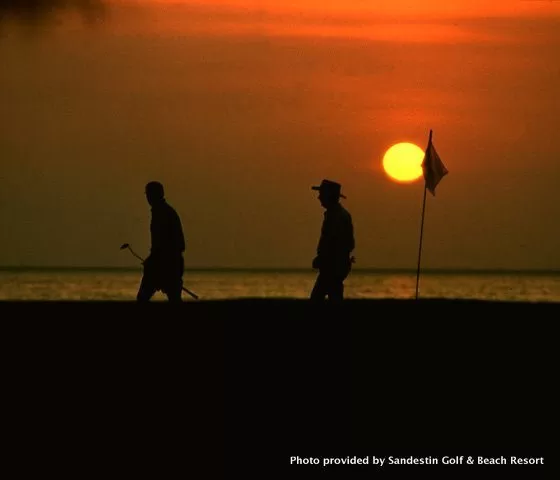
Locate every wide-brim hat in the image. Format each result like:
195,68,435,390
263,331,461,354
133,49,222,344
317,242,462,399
311,179,346,199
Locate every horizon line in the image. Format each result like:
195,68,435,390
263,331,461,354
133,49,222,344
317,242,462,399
1,266,559,275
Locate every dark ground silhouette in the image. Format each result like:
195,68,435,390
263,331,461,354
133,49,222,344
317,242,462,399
0,299,550,478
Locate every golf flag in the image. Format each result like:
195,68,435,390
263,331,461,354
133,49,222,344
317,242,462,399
422,131,448,196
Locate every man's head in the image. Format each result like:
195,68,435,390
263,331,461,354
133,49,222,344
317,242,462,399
311,179,346,208
145,181,165,206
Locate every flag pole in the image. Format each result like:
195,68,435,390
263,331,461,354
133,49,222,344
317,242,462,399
415,186,427,300
415,129,432,300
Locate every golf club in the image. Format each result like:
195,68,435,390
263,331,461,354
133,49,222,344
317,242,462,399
120,243,199,300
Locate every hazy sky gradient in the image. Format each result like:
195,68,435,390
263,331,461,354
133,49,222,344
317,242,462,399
1,0,559,269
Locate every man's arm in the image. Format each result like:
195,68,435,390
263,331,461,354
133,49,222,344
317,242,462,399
313,214,330,269
177,216,186,253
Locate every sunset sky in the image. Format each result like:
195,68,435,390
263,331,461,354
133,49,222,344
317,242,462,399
1,0,559,269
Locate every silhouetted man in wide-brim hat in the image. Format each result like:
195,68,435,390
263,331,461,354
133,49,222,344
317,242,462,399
310,179,355,303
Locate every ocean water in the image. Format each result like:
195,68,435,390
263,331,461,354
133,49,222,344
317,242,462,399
1,268,560,302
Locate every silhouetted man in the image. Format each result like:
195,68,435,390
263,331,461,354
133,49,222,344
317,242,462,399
137,181,185,302
310,179,355,303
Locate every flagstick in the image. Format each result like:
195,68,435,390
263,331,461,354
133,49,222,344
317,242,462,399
415,185,427,300
415,129,432,300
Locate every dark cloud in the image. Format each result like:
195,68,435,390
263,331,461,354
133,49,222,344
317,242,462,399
0,0,106,27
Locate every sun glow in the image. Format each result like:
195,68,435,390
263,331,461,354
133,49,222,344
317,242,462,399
382,142,425,183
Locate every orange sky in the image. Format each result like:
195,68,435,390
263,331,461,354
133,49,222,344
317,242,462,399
136,0,560,17
108,0,560,41
1,0,560,269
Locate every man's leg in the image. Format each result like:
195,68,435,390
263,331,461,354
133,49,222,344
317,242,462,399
136,275,158,302
164,258,184,303
165,281,183,303
327,277,344,303
310,273,328,301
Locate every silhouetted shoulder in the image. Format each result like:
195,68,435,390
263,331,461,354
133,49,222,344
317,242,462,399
340,204,352,220
327,203,352,224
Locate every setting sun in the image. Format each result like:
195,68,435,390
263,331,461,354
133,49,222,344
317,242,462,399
382,142,425,183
